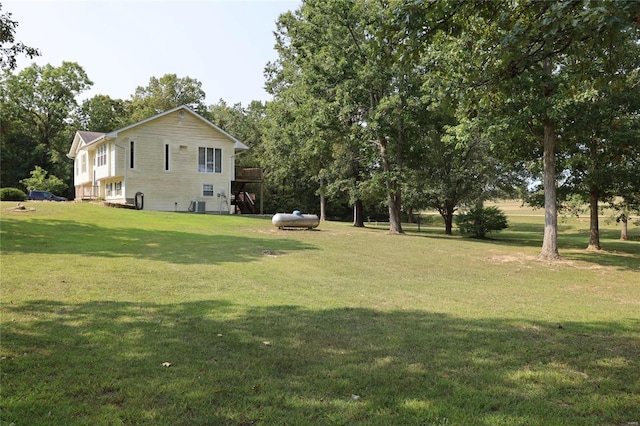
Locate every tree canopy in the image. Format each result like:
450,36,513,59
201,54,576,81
1,61,92,189
128,74,207,123
0,4,39,71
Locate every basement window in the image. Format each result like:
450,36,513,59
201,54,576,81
203,184,214,197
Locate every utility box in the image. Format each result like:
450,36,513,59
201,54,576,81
189,200,206,213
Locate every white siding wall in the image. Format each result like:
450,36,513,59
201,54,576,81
118,111,236,212
74,151,92,185
95,144,109,181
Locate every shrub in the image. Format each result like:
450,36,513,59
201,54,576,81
455,205,508,238
20,166,67,195
0,187,27,201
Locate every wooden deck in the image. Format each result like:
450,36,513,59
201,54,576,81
76,185,99,201
234,167,263,182
232,167,264,214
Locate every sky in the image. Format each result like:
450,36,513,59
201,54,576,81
4,0,301,107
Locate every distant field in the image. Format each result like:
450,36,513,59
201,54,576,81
1,201,638,425
486,199,544,216
421,199,619,217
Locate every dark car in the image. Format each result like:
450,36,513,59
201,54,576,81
27,190,67,202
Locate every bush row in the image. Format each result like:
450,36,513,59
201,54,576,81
0,188,27,201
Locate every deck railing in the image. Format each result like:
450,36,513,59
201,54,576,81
77,185,99,200
235,167,263,181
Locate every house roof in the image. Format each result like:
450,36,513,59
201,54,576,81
68,105,249,159
107,105,250,150
77,131,106,144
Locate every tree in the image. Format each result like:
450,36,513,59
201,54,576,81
397,28,526,235
20,165,66,194
455,205,509,239
0,4,39,70
0,62,92,191
128,74,206,123
422,134,493,235
260,93,333,217
0,118,38,188
74,94,129,132
610,195,640,241
267,0,462,233
461,0,640,259
323,129,381,226
265,5,363,222
235,100,268,169
560,33,640,250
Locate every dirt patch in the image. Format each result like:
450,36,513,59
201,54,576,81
489,251,610,272
488,253,537,265
5,203,36,213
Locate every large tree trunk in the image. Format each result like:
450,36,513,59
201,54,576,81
319,193,326,221
539,121,560,259
620,216,628,241
442,201,455,235
443,212,454,235
539,58,560,260
353,199,364,227
378,138,403,234
319,177,326,221
388,190,403,234
587,189,601,250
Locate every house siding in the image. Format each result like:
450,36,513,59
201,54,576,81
95,143,109,181
70,107,243,211
116,110,235,212
74,150,91,185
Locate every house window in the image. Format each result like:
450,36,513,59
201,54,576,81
97,145,107,167
214,148,222,173
198,147,222,173
164,144,170,171
81,153,87,173
115,181,122,196
203,184,215,196
106,182,113,196
130,141,135,169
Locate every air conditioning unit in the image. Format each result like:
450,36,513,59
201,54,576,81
189,200,206,213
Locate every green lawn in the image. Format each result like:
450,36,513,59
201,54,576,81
1,201,638,425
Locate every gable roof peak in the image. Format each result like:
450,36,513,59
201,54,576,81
77,130,106,144
107,105,249,150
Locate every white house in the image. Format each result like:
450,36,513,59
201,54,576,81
67,105,252,213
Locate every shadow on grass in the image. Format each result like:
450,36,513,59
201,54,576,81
0,218,316,265
401,222,640,271
486,227,640,271
2,300,639,425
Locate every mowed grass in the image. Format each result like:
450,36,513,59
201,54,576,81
1,201,638,426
